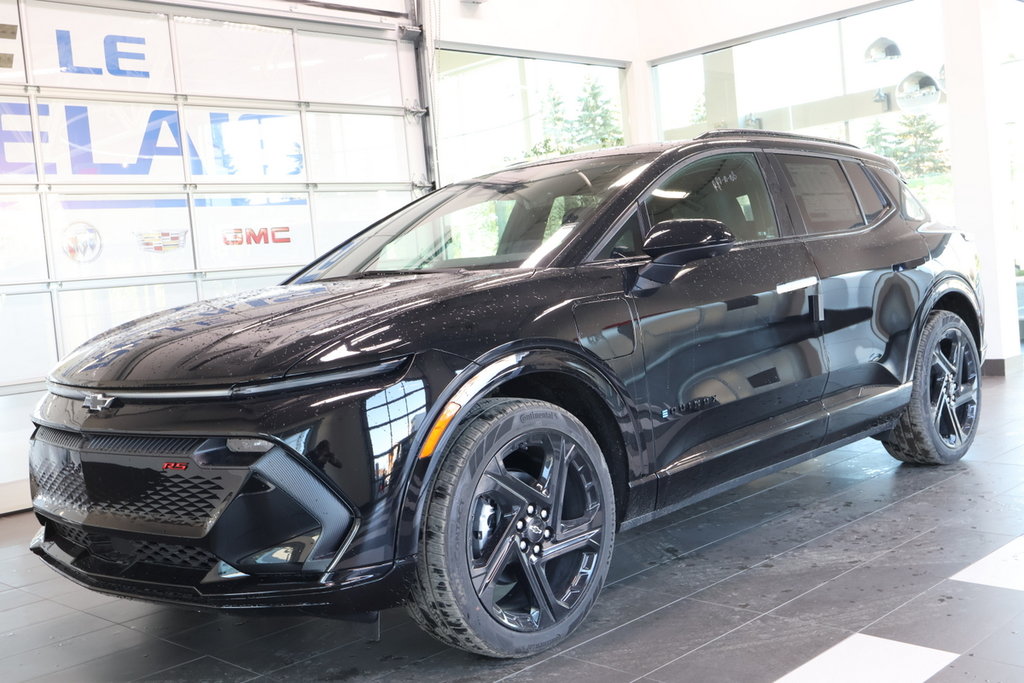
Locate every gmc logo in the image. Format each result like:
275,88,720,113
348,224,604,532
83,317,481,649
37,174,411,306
222,227,291,246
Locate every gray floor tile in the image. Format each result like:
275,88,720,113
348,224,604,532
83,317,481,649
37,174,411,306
166,614,314,656
864,580,1024,654
967,610,1024,668
925,654,1024,682
33,638,202,682
138,655,259,682
768,561,948,631
562,598,755,675
211,610,392,674
504,654,634,682
0,623,152,681
0,609,114,660
0,587,42,612
265,621,447,681
643,614,851,683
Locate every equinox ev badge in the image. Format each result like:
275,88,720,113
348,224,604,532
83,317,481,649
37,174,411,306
82,393,117,412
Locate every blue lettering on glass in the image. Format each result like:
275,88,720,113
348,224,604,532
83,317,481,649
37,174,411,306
136,109,203,174
56,30,149,78
56,29,103,74
65,105,203,175
0,102,56,175
0,100,306,178
103,35,149,78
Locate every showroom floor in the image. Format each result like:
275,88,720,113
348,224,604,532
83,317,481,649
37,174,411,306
2,376,1024,682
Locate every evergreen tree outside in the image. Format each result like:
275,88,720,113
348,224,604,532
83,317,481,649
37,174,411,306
864,120,898,160
572,77,625,148
522,79,624,160
890,114,950,177
862,114,949,179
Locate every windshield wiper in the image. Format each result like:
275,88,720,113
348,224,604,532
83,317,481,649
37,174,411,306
322,269,448,280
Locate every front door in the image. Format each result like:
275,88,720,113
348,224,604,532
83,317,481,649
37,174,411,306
627,151,830,507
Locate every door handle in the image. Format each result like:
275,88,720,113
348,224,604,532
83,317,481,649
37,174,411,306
775,276,818,294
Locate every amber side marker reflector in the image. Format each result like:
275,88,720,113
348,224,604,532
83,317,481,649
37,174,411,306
419,402,461,459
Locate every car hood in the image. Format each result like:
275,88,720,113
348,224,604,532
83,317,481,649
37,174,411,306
50,270,532,389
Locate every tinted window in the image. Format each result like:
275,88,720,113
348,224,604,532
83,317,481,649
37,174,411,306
842,161,889,223
644,153,778,243
778,155,864,233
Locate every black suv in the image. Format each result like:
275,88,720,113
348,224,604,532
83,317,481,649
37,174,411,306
28,130,983,657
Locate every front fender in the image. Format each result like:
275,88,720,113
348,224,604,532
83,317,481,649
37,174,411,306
392,341,646,561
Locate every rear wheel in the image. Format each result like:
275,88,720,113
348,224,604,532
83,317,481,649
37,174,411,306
407,398,615,658
882,310,981,465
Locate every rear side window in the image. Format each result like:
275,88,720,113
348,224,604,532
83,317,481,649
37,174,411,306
842,161,890,223
777,155,864,234
875,167,929,222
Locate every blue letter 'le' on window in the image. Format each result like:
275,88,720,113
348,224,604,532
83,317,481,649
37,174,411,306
104,35,149,78
55,30,149,78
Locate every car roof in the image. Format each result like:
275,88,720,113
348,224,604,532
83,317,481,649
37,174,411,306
493,129,894,178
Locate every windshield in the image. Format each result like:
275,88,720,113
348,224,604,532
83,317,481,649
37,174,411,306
293,154,652,281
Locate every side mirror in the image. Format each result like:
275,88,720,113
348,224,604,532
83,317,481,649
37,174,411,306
638,218,735,285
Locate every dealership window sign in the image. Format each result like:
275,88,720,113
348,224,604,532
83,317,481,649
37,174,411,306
0,99,307,181
26,2,174,92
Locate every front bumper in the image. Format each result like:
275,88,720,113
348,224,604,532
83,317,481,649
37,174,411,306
30,524,415,613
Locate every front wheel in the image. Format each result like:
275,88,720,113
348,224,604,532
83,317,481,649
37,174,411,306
882,310,981,465
407,398,615,658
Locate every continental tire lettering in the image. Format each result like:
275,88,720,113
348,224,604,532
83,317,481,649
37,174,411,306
518,411,555,423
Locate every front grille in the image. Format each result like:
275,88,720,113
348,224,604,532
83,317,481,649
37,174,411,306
29,426,248,535
31,452,229,526
35,426,204,456
51,520,218,571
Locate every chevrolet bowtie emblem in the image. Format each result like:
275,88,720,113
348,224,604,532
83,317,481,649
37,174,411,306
82,393,117,412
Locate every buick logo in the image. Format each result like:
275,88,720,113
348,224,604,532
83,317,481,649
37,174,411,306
82,393,117,412
62,222,103,263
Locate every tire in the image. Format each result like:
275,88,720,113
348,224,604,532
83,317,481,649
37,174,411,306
882,310,981,465
407,398,616,658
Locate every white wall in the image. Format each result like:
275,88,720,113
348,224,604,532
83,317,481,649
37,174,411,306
431,0,640,63
634,0,892,62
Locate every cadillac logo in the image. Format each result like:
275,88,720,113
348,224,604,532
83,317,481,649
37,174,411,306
62,222,102,263
133,229,189,253
82,393,117,412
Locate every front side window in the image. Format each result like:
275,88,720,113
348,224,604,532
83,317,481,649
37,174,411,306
644,153,779,243
593,211,644,260
777,155,864,233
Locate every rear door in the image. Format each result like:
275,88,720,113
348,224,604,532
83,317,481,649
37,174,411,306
768,152,931,442
623,151,830,508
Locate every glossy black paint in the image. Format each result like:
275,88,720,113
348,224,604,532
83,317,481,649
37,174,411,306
29,131,983,616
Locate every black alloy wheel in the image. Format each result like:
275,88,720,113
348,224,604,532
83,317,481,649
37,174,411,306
883,310,981,465
408,398,615,658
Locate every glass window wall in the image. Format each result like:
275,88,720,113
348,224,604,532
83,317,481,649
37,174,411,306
653,0,953,222
435,51,625,183
0,0,425,393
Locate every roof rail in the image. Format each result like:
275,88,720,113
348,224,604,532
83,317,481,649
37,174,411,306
694,128,860,149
